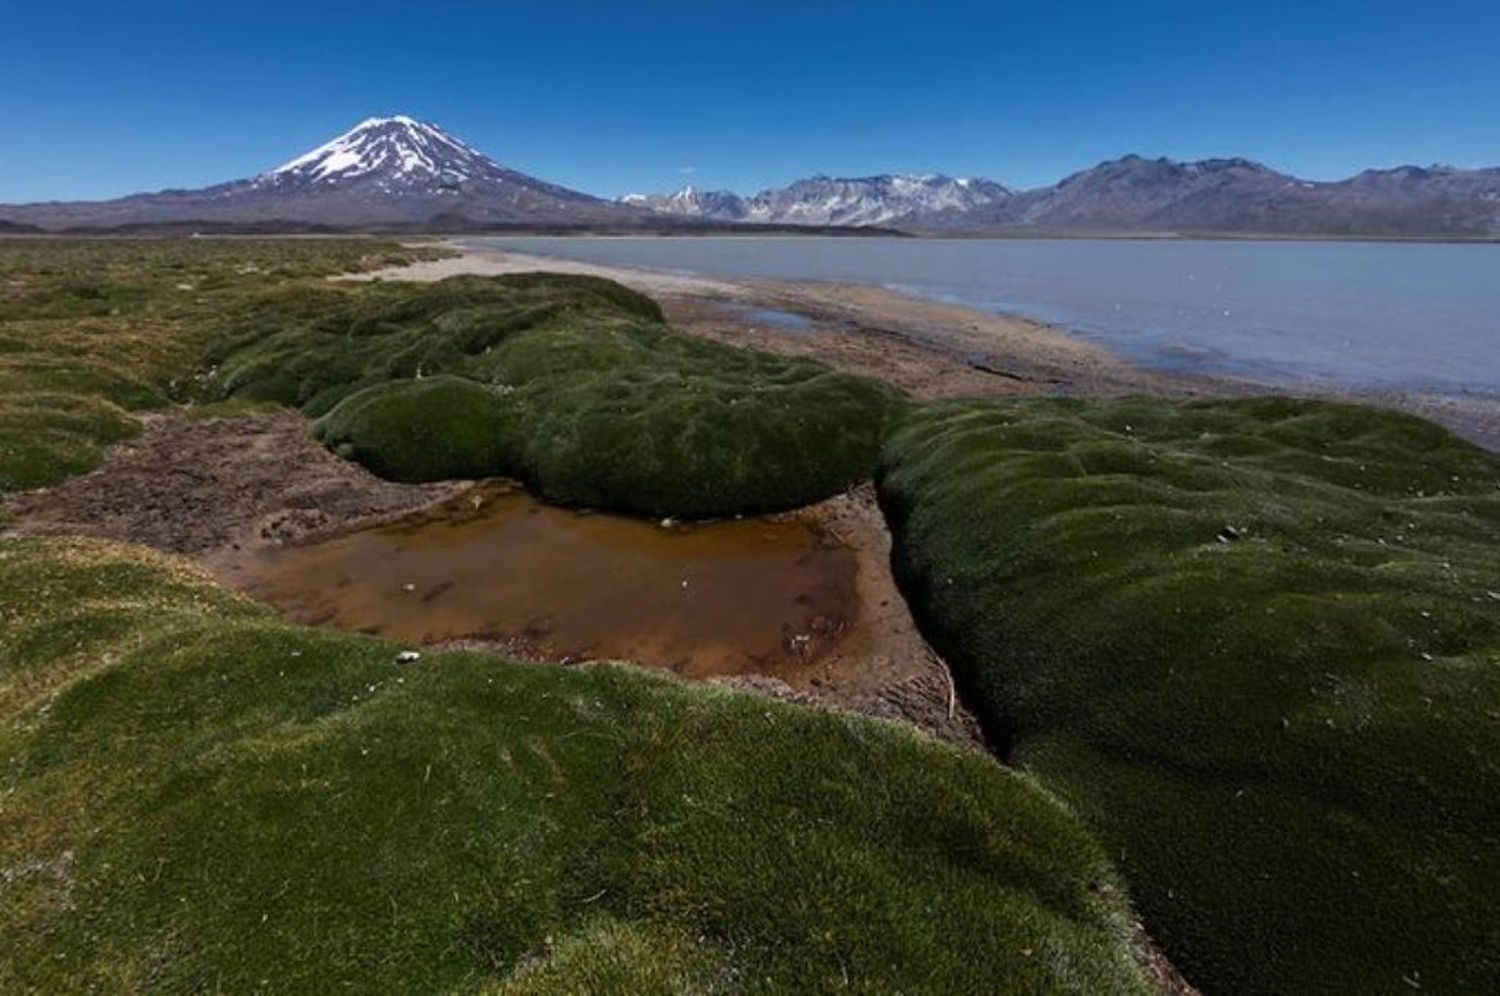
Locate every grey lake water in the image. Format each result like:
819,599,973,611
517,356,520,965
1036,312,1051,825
469,236,1500,395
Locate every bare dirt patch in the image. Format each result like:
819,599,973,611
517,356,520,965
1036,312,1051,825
5,410,460,556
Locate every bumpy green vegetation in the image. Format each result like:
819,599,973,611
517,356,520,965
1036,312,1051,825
317,374,515,481
0,535,1151,993
208,274,905,517
878,395,1500,995
0,238,443,498
0,239,1158,991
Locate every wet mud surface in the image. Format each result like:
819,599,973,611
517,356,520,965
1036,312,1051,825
216,483,859,680
6,409,459,554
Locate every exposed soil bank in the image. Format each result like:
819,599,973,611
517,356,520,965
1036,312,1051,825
5,409,460,554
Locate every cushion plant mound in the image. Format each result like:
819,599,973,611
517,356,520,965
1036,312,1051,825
314,375,516,482
459,312,902,517
204,273,667,415
0,535,1152,994
877,395,1500,995
214,273,905,517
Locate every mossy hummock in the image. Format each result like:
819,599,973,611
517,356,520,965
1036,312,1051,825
878,394,1500,995
210,274,906,518
0,535,1152,993
2,240,1156,992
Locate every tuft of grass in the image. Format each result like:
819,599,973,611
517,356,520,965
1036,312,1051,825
877,395,1500,995
0,534,1152,993
210,274,906,518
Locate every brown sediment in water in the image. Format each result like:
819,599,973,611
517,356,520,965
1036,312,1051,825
214,483,860,680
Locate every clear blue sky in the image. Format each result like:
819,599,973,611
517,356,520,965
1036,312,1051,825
3,0,1498,203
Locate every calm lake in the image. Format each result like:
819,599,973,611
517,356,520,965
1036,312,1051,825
469,236,1500,394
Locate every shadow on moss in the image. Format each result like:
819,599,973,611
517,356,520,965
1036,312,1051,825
877,394,1500,994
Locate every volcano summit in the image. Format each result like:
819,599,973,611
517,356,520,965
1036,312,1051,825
0,116,645,230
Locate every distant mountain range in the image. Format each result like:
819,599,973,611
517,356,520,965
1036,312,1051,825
2,116,1498,237
622,174,1014,227
625,156,1500,237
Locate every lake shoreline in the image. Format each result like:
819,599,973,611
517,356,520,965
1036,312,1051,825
360,242,1500,450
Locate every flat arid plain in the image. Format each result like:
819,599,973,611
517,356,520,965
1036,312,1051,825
3,234,1498,994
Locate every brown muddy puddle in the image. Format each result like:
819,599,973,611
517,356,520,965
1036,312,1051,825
218,485,859,678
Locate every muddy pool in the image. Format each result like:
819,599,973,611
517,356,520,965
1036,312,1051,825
217,484,860,678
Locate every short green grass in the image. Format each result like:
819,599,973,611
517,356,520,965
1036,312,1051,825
0,238,444,499
878,395,1500,995
209,274,906,518
0,534,1152,993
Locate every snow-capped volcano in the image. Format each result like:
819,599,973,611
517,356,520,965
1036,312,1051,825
0,115,646,230
258,116,500,189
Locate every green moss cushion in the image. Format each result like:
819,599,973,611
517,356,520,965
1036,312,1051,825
205,273,668,415
878,395,1500,995
214,274,903,517
314,374,517,483
0,536,1152,993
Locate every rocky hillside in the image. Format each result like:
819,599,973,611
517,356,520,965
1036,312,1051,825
925,155,1500,236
